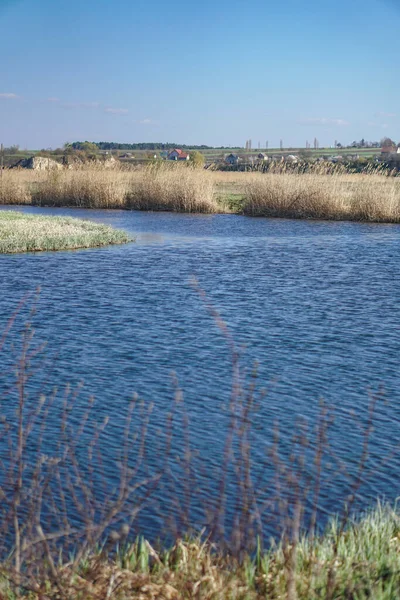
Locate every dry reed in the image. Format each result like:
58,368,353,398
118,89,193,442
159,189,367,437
1,166,400,222
127,164,220,213
0,164,221,213
242,173,400,222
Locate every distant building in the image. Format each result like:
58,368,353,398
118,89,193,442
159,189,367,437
225,153,240,165
167,148,190,161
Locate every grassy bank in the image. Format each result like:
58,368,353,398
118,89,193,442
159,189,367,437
0,211,131,253
0,504,398,598
1,165,400,222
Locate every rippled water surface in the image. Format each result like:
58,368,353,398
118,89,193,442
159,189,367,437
1,206,400,536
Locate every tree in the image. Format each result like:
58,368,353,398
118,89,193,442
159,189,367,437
4,145,19,154
188,150,205,168
380,137,396,148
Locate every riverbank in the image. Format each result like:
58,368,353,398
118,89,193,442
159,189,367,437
0,211,131,253
1,165,400,222
0,504,397,599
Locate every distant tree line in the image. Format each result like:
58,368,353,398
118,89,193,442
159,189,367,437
344,137,398,149
69,141,217,151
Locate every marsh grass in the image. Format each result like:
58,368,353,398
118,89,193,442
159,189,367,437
2,166,400,222
0,164,222,213
32,168,129,208
127,164,221,213
0,211,131,253
242,173,400,221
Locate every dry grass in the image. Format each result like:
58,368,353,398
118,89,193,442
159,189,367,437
2,505,400,599
0,211,131,253
33,169,130,208
241,173,400,222
127,164,221,212
0,164,221,213
0,172,32,205
1,166,400,222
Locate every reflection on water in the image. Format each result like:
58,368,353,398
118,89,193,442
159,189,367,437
0,205,400,537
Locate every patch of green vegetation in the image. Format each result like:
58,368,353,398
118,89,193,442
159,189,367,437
218,192,246,212
0,211,132,253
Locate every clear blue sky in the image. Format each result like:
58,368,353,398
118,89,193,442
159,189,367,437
0,0,398,148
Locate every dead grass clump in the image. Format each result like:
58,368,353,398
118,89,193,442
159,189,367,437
127,165,221,213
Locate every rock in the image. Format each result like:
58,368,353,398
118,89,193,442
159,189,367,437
12,156,63,170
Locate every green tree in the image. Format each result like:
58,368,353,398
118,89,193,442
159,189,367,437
188,150,205,168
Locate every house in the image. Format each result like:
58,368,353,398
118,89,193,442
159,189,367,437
167,148,190,161
225,153,240,165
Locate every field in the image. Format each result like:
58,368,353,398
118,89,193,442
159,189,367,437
0,210,131,253
1,146,382,169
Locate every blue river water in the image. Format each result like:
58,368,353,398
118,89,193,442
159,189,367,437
1,205,400,542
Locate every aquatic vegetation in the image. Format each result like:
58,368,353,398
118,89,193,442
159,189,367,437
2,165,400,222
0,210,131,253
241,173,400,221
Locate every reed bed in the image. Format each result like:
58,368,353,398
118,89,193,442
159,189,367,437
0,164,221,213
0,211,131,253
1,166,400,222
127,165,220,212
242,173,400,222
32,169,129,208
0,172,32,205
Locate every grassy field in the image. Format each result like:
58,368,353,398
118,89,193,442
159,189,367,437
1,146,382,168
0,211,131,253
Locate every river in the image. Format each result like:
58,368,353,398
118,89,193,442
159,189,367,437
1,205,399,543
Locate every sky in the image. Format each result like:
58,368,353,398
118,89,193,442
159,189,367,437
0,0,398,149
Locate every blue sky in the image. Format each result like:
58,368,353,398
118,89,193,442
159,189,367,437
0,0,398,148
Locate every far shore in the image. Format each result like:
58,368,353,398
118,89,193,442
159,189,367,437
1,165,400,223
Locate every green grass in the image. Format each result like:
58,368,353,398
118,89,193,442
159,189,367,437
1,504,398,599
0,211,131,253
